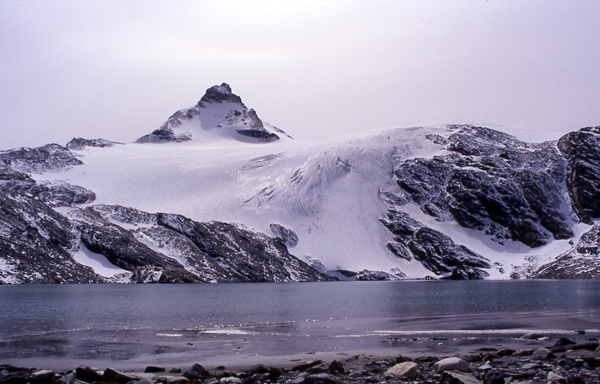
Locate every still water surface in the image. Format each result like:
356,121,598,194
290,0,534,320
1,280,599,369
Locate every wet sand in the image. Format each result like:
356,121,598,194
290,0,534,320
2,310,598,372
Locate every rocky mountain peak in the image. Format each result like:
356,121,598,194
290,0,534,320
136,83,287,144
199,83,244,105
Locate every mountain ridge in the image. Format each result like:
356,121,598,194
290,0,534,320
1,84,599,283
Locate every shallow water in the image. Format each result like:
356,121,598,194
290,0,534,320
1,280,599,370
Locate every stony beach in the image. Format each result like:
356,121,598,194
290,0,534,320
3,332,600,384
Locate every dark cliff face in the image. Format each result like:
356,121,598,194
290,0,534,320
70,205,330,283
557,126,600,225
0,187,99,284
391,126,573,249
527,127,600,279
380,198,492,280
155,213,329,282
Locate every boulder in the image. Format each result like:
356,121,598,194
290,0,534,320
548,371,566,383
554,337,577,347
566,375,586,384
30,370,55,384
327,361,344,374
570,342,599,351
563,349,600,367
183,364,210,380
300,373,339,384
103,368,135,384
219,378,242,384
56,372,75,384
532,347,554,360
512,349,532,356
434,357,470,371
521,363,540,370
74,367,103,383
385,362,422,379
483,370,505,384
0,366,40,384
440,371,483,384
144,366,165,373
166,377,189,384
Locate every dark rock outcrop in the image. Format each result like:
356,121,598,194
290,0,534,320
0,143,82,173
76,208,181,270
66,137,122,150
9,180,96,207
532,222,600,279
200,83,244,104
235,108,279,141
557,126,600,224
380,207,491,278
136,127,192,143
78,220,201,283
270,223,299,248
156,212,330,282
0,187,99,284
392,125,573,248
356,269,405,281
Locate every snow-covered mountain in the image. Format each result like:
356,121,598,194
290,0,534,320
136,83,291,144
1,83,600,284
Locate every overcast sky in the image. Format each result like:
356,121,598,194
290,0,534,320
1,0,599,149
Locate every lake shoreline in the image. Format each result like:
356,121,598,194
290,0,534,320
1,328,597,371
2,331,600,384
2,310,600,373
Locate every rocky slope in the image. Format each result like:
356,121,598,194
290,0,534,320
531,222,600,279
0,143,329,284
1,84,600,283
391,126,572,248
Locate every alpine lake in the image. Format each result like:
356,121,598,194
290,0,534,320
1,280,599,371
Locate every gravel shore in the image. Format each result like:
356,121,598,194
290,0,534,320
2,332,600,384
